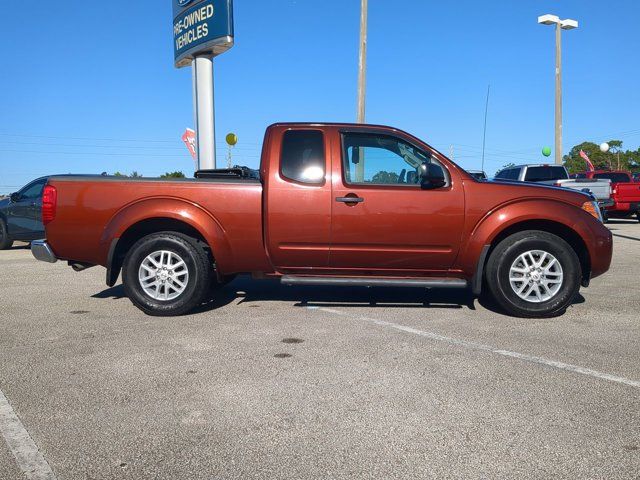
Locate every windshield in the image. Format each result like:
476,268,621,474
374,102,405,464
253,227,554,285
524,166,568,182
593,172,630,183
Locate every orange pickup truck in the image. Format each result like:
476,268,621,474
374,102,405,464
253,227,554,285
32,123,612,317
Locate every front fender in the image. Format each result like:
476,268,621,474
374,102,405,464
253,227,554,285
99,197,234,271
456,199,600,275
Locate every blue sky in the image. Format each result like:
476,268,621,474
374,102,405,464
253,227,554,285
1,0,639,193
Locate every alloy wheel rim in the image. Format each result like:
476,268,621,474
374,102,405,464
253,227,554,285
138,250,189,301
508,250,563,303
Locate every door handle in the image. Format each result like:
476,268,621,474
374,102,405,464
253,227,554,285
336,196,364,204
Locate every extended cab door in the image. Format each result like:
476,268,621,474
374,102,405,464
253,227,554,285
264,127,332,270
329,129,465,272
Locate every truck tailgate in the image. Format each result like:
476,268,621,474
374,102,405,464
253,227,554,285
557,179,611,201
615,182,640,203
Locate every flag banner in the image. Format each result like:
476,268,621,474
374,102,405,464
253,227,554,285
579,150,595,172
182,128,198,171
182,128,197,159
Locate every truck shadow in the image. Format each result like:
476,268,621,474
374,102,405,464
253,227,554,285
93,276,585,318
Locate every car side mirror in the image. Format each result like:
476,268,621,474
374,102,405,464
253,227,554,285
10,192,20,203
419,162,446,190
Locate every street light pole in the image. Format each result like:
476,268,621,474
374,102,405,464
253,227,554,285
555,22,562,166
538,14,578,166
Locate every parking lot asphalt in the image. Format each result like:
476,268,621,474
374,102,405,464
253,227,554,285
1,221,639,479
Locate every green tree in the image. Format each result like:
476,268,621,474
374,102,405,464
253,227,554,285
130,171,142,178
563,140,636,174
501,162,516,170
371,171,399,184
160,171,186,178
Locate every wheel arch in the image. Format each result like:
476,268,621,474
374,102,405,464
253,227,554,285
484,219,590,285
101,198,233,286
462,200,594,294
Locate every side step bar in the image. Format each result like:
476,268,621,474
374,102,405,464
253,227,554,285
281,275,468,289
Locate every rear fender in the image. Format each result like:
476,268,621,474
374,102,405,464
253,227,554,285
100,197,233,278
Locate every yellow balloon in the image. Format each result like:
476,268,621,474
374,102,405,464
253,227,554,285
225,133,238,146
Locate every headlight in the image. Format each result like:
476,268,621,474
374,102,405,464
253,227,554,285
582,201,603,223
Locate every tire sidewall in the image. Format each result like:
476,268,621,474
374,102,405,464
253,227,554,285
0,218,13,250
123,234,208,316
489,233,581,317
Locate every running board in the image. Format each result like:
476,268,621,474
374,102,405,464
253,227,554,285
281,275,468,289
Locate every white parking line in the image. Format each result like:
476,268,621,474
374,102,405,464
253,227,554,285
0,389,56,480
312,307,640,389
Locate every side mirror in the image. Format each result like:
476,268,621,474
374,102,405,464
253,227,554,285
10,192,20,203
419,162,447,190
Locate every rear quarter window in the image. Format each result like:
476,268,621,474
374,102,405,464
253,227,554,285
594,172,630,183
280,130,325,184
524,166,568,182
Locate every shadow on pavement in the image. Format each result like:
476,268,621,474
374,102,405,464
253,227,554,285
92,276,586,319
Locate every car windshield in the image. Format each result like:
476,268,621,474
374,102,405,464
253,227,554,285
524,166,568,182
593,172,630,183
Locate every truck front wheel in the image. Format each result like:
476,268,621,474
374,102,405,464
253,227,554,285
484,230,581,317
122,232,211,316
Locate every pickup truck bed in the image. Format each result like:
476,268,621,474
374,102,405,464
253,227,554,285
45,176,268,279
33,123,613,318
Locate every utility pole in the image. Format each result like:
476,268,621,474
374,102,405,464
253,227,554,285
357,0,368,124
481,84,490,172
355,0,368,182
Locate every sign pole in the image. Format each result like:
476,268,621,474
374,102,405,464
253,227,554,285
173,0,234,172
192,55,216,170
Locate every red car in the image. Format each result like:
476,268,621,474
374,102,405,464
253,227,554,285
578,170,640,221
31,123,612,318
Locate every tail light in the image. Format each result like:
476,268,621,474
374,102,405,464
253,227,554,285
42,185,57,225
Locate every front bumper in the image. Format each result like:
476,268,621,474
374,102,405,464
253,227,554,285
31,240,58,263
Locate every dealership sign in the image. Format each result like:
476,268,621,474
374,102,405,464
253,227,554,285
173,0,234,67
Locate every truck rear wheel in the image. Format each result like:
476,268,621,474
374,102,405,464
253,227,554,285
484,230,581,317
122,232,211,316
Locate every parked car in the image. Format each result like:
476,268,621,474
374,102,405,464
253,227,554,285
578,170,640,221
493,164,612,212
32,123,612,318
0,176,49,249
467,170,487,180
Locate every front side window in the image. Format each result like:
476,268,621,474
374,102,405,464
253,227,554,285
341,132,434,186
280,130,325,184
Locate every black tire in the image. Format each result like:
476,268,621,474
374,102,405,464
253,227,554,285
0,219,13,250
122,232,212,316
485,230,581,318
636,211,640,223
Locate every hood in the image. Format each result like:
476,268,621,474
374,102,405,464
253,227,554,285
0,197,10,211
485,179,592,207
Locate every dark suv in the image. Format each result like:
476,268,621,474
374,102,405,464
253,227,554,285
0,177,48,249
